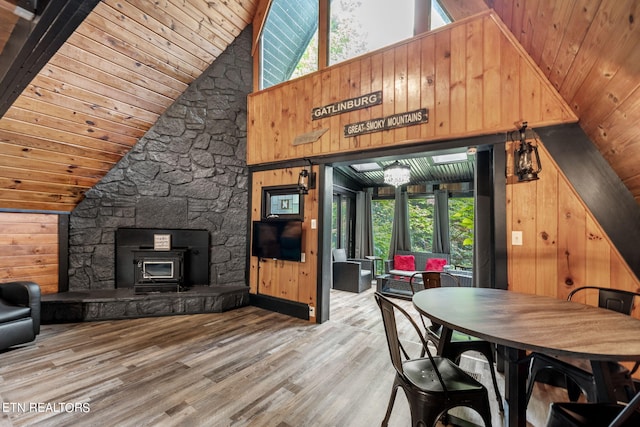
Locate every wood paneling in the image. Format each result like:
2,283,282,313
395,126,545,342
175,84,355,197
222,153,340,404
506,140,640,297
491,0,640,203
0,0,256,212
0,212,59,294
247,12,577,166
250,167,319,321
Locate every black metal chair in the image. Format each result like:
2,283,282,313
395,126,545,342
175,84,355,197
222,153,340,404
374,292,492,427
526,286,639,407
331,248,372,293
408,271,504,412
545,389,640,427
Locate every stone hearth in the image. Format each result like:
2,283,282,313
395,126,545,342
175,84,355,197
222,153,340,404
41,285,249,323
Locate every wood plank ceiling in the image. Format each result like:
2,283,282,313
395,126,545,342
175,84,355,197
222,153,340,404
488,0,640,203
0,0,256,212
0,0,638,212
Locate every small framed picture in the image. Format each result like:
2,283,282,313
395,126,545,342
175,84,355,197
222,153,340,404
154,234,172,251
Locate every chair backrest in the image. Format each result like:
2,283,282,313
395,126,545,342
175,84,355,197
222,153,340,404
421,271,442,289
332,248,347,262
568,286,639,315
374,292,447,391
410,271,460,293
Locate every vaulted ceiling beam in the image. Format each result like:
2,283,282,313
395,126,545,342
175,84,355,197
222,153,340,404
0,0,100,118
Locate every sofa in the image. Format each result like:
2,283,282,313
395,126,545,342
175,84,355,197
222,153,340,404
0,281,41,350
383,250,451,277
378,250,453,297
332,249,372,293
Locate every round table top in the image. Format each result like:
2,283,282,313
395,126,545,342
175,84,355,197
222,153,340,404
412,287,640,361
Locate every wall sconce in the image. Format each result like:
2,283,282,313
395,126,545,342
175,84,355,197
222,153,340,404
511,122,542,182
298,159,316,195
383,160,411,187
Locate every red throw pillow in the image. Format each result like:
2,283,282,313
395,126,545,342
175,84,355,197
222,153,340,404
394,254,415,271
426,258,447,272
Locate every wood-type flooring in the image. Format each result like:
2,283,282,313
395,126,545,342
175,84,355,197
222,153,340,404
0,287,568,426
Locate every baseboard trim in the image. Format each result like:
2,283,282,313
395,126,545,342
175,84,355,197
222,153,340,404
249,294,310,320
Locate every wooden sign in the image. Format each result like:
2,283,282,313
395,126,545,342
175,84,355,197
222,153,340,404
312,91,382,120
344,108,428,137
292,128,329,145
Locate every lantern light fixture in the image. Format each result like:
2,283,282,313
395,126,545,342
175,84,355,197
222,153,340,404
298,159,316,195
383,160,411,187
511,122,542,182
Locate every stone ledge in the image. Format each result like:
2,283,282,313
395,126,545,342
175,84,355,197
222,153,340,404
41,285,250,323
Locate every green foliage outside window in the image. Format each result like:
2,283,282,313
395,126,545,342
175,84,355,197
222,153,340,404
408,198,434,252
371,199,394,262
371,195,474,267
449,197,474,267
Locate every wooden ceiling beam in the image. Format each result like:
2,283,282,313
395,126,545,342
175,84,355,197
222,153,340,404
0,0,100,118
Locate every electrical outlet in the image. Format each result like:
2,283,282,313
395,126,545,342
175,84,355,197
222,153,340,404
512,231,523,246
309,305,315,317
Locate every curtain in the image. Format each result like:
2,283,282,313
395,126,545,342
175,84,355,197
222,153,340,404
389,187,411,257
432,189,450,254
354,189,374,258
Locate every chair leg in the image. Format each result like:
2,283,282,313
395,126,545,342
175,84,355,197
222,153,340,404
450,345,504,413
471,394,493,427
525,366,537,407
382,378,401,426
483,347,505,413
525,355,554,406
405,390,442,427
526,356,591,406
566,378,582,402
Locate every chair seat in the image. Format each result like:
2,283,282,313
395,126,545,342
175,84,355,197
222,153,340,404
0,300,30,323
404,357,485,393
546,401,640,427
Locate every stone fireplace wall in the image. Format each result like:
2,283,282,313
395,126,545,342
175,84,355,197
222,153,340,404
67,27,252,291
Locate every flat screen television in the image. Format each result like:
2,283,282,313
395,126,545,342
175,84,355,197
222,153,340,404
252,220,303,262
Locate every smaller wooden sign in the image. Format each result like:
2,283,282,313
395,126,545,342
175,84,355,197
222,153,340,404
344,108,428,137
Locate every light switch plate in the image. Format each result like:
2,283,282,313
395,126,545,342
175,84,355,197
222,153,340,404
512,231,523,246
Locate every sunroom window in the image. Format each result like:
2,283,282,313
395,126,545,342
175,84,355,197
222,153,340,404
328,0,415,65
328,0,451,65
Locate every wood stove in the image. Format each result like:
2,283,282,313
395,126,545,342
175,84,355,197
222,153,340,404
133,249,187,293
116,228,209,290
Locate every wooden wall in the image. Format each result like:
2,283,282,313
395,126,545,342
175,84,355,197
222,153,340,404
250,166,319,322
247,11,581,318
506,140,640,301
247,11,577,166
0,212,59,294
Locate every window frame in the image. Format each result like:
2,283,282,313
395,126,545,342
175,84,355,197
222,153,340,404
253,0,453,91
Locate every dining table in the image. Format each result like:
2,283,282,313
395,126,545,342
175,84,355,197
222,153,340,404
412,287,640,427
